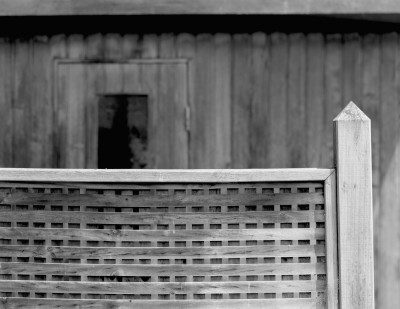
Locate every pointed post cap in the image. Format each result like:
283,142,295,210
333,101,370,122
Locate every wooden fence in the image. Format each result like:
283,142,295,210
0,103,373,308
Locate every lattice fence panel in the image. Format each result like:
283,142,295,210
0,181,327,308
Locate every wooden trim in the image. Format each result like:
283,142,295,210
0,168,333,183
324,171,339,309
1,0,400,16
0,298,324,309
334,102,374,309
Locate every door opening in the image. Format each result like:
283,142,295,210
98,94,148,169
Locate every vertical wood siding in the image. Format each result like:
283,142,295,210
0,32,398,308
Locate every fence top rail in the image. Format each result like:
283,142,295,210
0,168,333,183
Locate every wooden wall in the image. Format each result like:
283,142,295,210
0,31,398,308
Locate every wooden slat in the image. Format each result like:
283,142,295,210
232,34,252,168
0,191,324,207
192,34,216,168
1,0,400,16
287,33,306,168
0,262,326,276
306,33,324,167
0,168,333,182
0,280,326,294
376,32,400,309
214,33,232,169
12,39,31,168
250,32,269,168
361,33,380,233
343,33,362,105
0,298,326,309
0,38,12,167
0,227,326,242
0,245,326,259
31,37,51,168
268,33,288,167
324,33,342,168
324,172,339,309
0,181,325,190
0,211,325,225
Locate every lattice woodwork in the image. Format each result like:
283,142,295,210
0,181,327,308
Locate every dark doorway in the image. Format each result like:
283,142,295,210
98,94,148,169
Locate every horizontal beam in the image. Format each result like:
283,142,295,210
0,168,333,183
0,0,400,16
0,298,324,309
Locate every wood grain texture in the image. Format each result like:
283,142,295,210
0,210,325,225
0,227,326,242
334,102,374,309
0,245,326,259
214,34,232,169
287,33,306,168
1,0,400,15
250,32,270,168
324,34,342,168
0,280,326,294
0,298,325,309
0,192,324,207
0,32,396,308
306,34,324,167
343,33,362,106
12,39,31,168
376,32,400,308
268,33,288,167
0,262,326,276
232,34,252,168
0,168,333,182
0,38,12,167
324,172,338,309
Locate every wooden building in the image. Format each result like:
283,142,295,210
0,1,399,308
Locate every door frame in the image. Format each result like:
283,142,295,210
52,58,190,168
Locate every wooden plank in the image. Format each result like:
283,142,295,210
232,34,252,168
287,33,306,168
214,33,232,169
157,62,189,168
191,34,217,168
0,192,325,207
0,245,326,259
0,262,326,276
0,280,326,294
0,298,326,309
0,38,12,167
343,33,362,105
2,0,400,16
376,32,400,309
50,35,67,168
0,180,325,190
250,32,270,168
324,172,339,309
306,33,324,167
334,102,374,309
176,33,196,168
0,211,326,225
361,36,381,298
0,227,326,242
84,34,104,168
12,39,32,168
0,168,333,182
30,37,51,168
268,33,288,167
324,34,342,168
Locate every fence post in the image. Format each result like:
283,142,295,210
334,101,374,309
